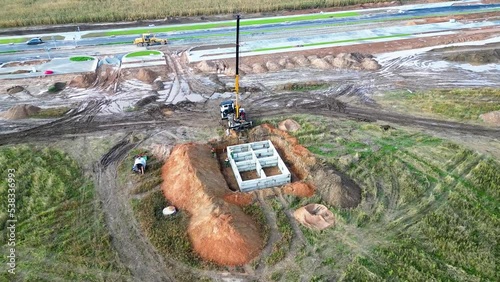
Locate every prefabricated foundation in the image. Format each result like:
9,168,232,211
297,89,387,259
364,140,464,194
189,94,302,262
227,140,291,192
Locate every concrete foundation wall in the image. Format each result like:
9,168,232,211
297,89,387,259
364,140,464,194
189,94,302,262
227,140,291,192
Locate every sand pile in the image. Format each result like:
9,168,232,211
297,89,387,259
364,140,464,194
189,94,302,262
1,104,40,120
161,143,263,266
69,72,97,88
278,118,301,132
293,204,335,230
283,182,315,197
137,68,158,83
479,111,500,125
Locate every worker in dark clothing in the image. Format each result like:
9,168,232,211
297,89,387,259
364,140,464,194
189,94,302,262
225,158,230,167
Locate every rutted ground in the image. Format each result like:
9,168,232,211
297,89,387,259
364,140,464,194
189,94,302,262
1,8,499,281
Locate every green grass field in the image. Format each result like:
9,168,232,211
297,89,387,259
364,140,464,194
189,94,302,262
259,114,499,281
0,146,129,281
378,88,500,123
0,0,383,28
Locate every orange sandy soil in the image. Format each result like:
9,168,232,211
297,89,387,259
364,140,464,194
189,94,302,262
161,143,263,266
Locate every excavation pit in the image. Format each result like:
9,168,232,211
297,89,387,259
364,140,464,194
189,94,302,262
227,140,291,192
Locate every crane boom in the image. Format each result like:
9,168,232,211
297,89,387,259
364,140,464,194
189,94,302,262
235,14,240,118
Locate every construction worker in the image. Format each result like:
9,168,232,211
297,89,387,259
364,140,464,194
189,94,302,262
132,154,148,175
211,147,216,158
225,157,230,167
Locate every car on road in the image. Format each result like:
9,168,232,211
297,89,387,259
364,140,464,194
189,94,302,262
26,37,44,45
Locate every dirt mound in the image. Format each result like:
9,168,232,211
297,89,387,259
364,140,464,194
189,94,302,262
309,57,331,69
95,65,120,89
6,86,25,94
223,192,254,206
196,60,217,73
278,58,295,69
266,61,282,72
252,63,267,73
332,53,356,68
443,49,500,65
283,182,315,197
293,204,335,230
161,143,263,266
137,68,158,83
240,64,254,74
1,104,40,120
313,168,361,208
361,58,381,70
292,55,310,67
69,72,97,88
278,119,301,132
479,111,500,125
195,60,228,73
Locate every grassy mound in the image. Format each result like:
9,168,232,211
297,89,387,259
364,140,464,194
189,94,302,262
0,146,129,280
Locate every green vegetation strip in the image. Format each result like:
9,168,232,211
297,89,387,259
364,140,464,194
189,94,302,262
0,50,18,54
93,11,359,37
69,56,95,62
253,33,411,52
0,38,27,44
0,146,129,281
125,50,162,58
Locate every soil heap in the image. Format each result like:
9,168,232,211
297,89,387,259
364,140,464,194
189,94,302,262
479,110,500,125
161,143,263,266
69,72,97,88
293,204,335,230
137,68,158,83
0,104,40,120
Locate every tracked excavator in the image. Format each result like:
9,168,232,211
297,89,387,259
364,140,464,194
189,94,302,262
219,15,253,131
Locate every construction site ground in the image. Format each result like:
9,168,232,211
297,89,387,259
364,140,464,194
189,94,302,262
0,3,499,282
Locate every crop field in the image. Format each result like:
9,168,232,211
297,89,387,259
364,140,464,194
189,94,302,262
0,146,129,281
0,0,388,28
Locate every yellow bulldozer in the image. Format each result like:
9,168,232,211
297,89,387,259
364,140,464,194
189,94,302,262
133,33,167,46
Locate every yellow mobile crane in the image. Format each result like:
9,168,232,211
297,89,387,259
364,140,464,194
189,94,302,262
219,15,253,131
